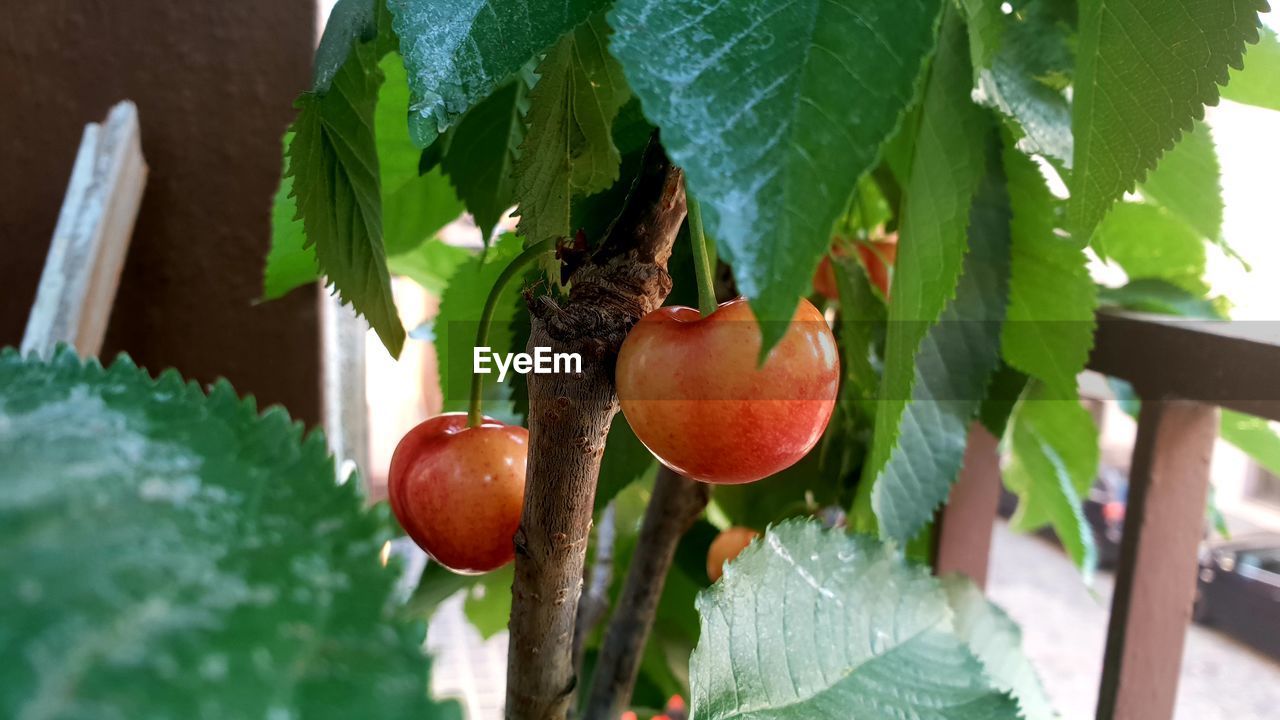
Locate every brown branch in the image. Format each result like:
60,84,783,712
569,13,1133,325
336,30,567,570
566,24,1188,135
506,139,686,720
583,466,710,720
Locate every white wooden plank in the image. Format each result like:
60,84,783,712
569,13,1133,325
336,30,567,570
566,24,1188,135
22,101,148,357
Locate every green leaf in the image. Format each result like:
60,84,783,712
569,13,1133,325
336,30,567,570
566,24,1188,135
595,415,657,512
943,575,1055,720
868,137,1011,544
383,170,466,259
1004,380,1099,574
379,53,467,255
405,560,480,620
1222,26,1280,111
973,0,1074,167
442,75,531,240
1000,141,1096,398
264,135,318,300
863,9,995,541
1140,121,1224,244
514,14,630,247
267,47,463,308
377,52,430,193
433,234,528,422
388,0,609,147
1221,409,1280,478
1092,202,1208,294
1097,278,1225,320
689,520,1020,720
312,0,385,92
287,3,405,357
387,237,472,295
979,362,1030,439
0,348,459,719
959,0,1006,72
610,0,944,353
463,565,514,639
832,253,887,407
1069,0,1266,239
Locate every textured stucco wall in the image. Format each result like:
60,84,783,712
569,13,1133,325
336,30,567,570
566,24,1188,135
0,0,321,424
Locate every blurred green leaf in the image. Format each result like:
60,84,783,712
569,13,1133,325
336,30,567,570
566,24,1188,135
0,347,458,719
943,575,1055,720
1097,278,1225,320
463,565,513,639
1093,202,1208,294
1004,380,1098,575
1221,409,1280,478
1139,121,1224,245
595,416,658,513
1222,26,1280,111
387,238,472,295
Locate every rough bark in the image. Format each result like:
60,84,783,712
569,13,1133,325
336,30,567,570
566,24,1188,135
582,466,710,720
506,140,686,720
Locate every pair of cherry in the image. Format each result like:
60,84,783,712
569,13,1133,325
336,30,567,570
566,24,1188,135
388,296,839,573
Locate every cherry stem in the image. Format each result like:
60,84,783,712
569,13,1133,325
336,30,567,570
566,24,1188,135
686,195,718,317
468,236,559,427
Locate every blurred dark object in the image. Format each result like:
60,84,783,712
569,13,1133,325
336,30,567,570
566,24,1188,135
1195,534,1280,660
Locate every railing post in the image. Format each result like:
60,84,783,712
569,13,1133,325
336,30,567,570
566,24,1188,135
936,423,1003,589
1096,399,1219,720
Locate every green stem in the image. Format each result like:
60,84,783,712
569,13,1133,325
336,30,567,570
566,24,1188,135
468,236,558,427
686,196,718,317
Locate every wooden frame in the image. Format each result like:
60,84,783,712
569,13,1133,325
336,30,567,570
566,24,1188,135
21,101,147,357
938,307,1280,720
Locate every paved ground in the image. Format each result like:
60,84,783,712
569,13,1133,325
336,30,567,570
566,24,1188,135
987,521,1280,720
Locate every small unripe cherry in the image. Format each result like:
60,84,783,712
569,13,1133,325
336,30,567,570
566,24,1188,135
388,413,527,574
707,526,760,582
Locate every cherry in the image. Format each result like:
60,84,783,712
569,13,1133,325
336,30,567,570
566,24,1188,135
707,526,760,582
616,297,839,485
811,234,898,300
388,413,527,574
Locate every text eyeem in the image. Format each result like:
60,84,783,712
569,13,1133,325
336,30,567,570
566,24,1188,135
473,346,583,382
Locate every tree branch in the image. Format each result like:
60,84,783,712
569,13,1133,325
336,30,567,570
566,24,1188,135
583,466,710,720
506,139,686,720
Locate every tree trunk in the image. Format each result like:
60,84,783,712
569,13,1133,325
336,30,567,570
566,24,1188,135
583,466,709,720
505,139,686,720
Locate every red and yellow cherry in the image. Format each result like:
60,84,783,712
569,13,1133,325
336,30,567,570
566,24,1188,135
707,526,760,582
616,297,839,485
388,413,527,574
811,234,898,300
